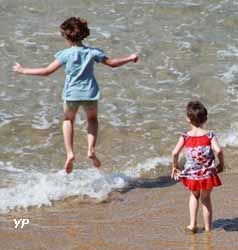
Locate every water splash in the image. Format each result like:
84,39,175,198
0,156,171,213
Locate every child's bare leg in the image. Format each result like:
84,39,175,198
188,190,200,231
63,108,78,174
85,107,101,168
201,188,213,232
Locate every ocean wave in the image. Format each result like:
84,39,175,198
0,161,25,173
0,156,171,213
125,156,171,178
0,168,132,213
219,131,238,147
220,64,238,84
217,45,238,59
32,114,59,130
0,112,13,128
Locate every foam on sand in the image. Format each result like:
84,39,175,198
0,168,131,213
0,156,171,214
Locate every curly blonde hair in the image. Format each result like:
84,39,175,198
60,17,90,43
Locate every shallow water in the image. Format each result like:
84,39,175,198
0,0,238,214
0,174,238,250
1,1,238,249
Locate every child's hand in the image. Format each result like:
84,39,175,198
216,163,223,174
171,167,181,180
129,54,139,63
13,63,24,74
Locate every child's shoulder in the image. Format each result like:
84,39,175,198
86,46,104,53
55,47,72,56
184,130,215,138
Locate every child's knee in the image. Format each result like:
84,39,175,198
201,191,212,204
63,114,76,124
86,111,98,123
63,110,77,121
64,114,74,121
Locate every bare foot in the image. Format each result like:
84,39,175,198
185,225,197,234
88,154,101,168
64,154,75,174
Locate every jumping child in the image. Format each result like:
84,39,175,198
13,17,138,174
171,101,224,233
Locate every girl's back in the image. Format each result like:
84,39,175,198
55,46,106,100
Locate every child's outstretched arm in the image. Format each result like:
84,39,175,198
211,136,224,173
171,136,184,180
103,54,138,68
13,60,61,76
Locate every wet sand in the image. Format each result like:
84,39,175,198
0,173,237,250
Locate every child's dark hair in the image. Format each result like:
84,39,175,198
186,101,207,127
60,17,90,43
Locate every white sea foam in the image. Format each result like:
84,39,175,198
125,157,171,178
0,91,13,101
207,3,222,11
0,112,13,128
31,32,59,37
0,156,171,213
0,162,25,173
219,132,238,147
177,41,191,49
135,81,162,94
16,38,37,47
32,117,59,130
220,64,238,83
217,45,238,59
32,111,59,130
0,168,132,213
99,31,111,39
157,79,176,84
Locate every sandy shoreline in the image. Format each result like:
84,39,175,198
0,173,237,250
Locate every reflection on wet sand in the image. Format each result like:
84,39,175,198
190,233,214,250
0,174,237,250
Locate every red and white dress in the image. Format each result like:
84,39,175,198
179,132,222,191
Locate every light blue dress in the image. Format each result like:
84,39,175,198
55,46,106,101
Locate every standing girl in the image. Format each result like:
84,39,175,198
171,101,224,232
13,17,138,174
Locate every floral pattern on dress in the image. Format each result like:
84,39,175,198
180,132,217,180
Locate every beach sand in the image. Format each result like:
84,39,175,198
0,173,237,250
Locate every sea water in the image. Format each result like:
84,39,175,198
0,0,238,212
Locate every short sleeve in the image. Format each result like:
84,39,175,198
92,48,106,63
54,50,67,65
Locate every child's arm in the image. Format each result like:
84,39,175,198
211,136,224,173
103,54,138,68
13,60,62,76
171,136,184,180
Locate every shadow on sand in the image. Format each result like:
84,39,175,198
213,217,238,232
134,176,177,189
117,175,178,193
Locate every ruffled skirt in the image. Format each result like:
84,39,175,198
180,174,222,191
